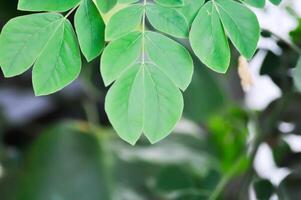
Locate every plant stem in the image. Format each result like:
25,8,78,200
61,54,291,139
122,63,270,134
263,29,301,55
238,90,293,199
208,156,246,200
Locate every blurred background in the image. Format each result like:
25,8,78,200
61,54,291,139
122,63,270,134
0,0,301,199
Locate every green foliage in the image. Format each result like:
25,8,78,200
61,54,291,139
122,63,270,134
0,0,281,144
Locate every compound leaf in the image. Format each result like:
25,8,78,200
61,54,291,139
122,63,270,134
105,63,183,145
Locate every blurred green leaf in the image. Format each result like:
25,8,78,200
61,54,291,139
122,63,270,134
208,107,249,173
183,64,226,123
278,171,301,200
17,122,111,200
290,19,301,46
155,166,195,192
254,178,275,200
271,139,293,167
293,57,301,92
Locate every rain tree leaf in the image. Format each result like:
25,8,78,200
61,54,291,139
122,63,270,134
75,0,105,61
176,0,205,25
154,0,184,7
18,0,81,12
146,4,189,38
105,5,144,41
145,31,193,90
96,0,117,13
101,32,142,86
0,13,81,96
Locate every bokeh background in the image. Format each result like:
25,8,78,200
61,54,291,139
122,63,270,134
0,0,301,199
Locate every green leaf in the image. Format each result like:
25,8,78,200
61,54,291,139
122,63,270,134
154,0,184,7
118,0,140,4
293,57,301,92
215,0,260,59
75,0,105,61
105,5,144,41
0,13,63,77
17,122,111,200
146,4,189,38
32,19,81,96
105,63,183,145
101,32,142,86
96,0,117,13
190,1,230,73
145,31,193,90
242,0,265,8
18,0,81,12
176,0,205,25
269,0,282,5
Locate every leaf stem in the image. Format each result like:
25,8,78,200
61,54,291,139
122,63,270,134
141,0,147,64
64,3,81,18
